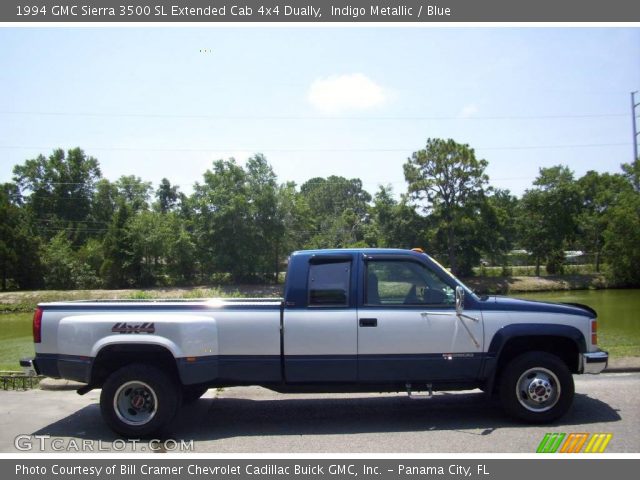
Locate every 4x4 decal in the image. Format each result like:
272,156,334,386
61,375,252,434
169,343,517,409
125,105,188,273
111,322,155,334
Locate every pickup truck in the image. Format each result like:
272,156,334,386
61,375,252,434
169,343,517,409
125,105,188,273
29,248,608,437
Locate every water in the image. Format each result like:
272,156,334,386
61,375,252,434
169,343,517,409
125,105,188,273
510,289,640,356
1,289,638,369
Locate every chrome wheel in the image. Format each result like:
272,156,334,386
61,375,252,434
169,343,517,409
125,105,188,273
113,381,158,426
515,367,561,413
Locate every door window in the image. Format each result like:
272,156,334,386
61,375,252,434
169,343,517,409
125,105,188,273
366,260,455,306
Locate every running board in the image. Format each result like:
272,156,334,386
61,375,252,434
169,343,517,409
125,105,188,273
406,382,433,399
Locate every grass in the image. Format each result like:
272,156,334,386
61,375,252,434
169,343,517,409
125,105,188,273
599,332,640,358
0,284,283,313
462,274,607,295
473,264,601,277
0,313,34,371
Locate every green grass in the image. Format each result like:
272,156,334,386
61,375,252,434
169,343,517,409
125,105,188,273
599,331,640,358
473,264,600,277
0,313,34,371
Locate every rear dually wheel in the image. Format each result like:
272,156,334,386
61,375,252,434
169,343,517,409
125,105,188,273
100,363,181,438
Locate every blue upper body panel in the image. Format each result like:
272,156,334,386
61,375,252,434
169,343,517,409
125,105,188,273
478,295,596,318
287,249,596,318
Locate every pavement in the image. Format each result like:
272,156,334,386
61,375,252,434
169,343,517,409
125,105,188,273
2,372,639,453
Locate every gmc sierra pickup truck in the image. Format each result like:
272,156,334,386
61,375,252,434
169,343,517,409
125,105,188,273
29,248,608,437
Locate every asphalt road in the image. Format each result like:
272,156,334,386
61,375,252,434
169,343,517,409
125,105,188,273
1,373,638,453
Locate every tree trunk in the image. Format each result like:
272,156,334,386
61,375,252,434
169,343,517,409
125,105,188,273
447,224,457,274
535,256,541,277
274,238,280,284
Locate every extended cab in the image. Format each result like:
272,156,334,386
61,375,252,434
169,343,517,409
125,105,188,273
29,248,608,437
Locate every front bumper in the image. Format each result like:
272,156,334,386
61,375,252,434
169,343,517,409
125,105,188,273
580,350,608,374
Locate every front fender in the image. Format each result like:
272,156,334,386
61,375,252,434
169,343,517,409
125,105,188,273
487,323,587,356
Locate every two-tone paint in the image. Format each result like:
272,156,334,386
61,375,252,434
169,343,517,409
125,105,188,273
32,248,607,393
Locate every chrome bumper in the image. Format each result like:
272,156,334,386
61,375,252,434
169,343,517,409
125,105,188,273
580,351,608,374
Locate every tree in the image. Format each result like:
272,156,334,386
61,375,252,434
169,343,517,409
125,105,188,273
246,154,283,280
480,189,518,267
275,181,314,259
517,166,581,275
91,179,118,227
115,175,152,212
621,158,640,192
577,171,631,271
100,200,139,288
41,232,99,289
404,138,489,275
191,159,255,281
0,183,42,289
127,211,168,286
12,148,101,244
603,191,640,286
155,178,180,213
300,176,372,248
165,215,197,284
367,185,426,249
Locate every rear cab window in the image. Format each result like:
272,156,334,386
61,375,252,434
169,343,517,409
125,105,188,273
308,261,351,306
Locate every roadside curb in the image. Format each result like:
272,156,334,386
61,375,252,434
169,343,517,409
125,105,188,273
603,357,640,373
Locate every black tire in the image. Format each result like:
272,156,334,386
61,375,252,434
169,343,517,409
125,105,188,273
499,351,574,423
100,363,181,438
182,384,209,404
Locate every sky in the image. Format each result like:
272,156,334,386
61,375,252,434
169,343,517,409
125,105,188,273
0,27,638,198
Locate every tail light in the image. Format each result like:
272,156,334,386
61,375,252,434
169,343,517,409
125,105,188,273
591,320,598,345
33,307,43,343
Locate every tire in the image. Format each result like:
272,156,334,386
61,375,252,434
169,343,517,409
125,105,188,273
182,384,209,404
100,363,181,438
499,351,574,423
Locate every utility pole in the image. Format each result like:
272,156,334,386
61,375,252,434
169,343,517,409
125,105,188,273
633,91,639,162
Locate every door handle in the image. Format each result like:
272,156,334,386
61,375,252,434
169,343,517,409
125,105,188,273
359,318,378,327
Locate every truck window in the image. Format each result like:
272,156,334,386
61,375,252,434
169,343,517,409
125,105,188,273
366,260,455,306
308,262,351,306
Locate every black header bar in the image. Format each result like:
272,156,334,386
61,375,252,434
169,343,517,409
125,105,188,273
1,0,639,23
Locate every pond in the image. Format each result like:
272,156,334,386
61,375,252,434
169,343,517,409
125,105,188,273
510,289,640,357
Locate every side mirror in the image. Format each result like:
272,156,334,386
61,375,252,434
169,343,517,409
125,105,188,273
455,286,465,316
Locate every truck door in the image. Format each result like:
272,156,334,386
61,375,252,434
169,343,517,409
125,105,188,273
283,255,358,383
357,256,483,383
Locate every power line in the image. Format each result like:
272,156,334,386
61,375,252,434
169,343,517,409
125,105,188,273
0,142,628,154
0,111,627,121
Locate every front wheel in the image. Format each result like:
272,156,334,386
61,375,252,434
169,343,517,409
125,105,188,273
100,364,181,437
499,351,574,423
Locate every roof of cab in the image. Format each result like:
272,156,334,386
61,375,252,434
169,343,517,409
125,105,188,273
291,248,427,257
